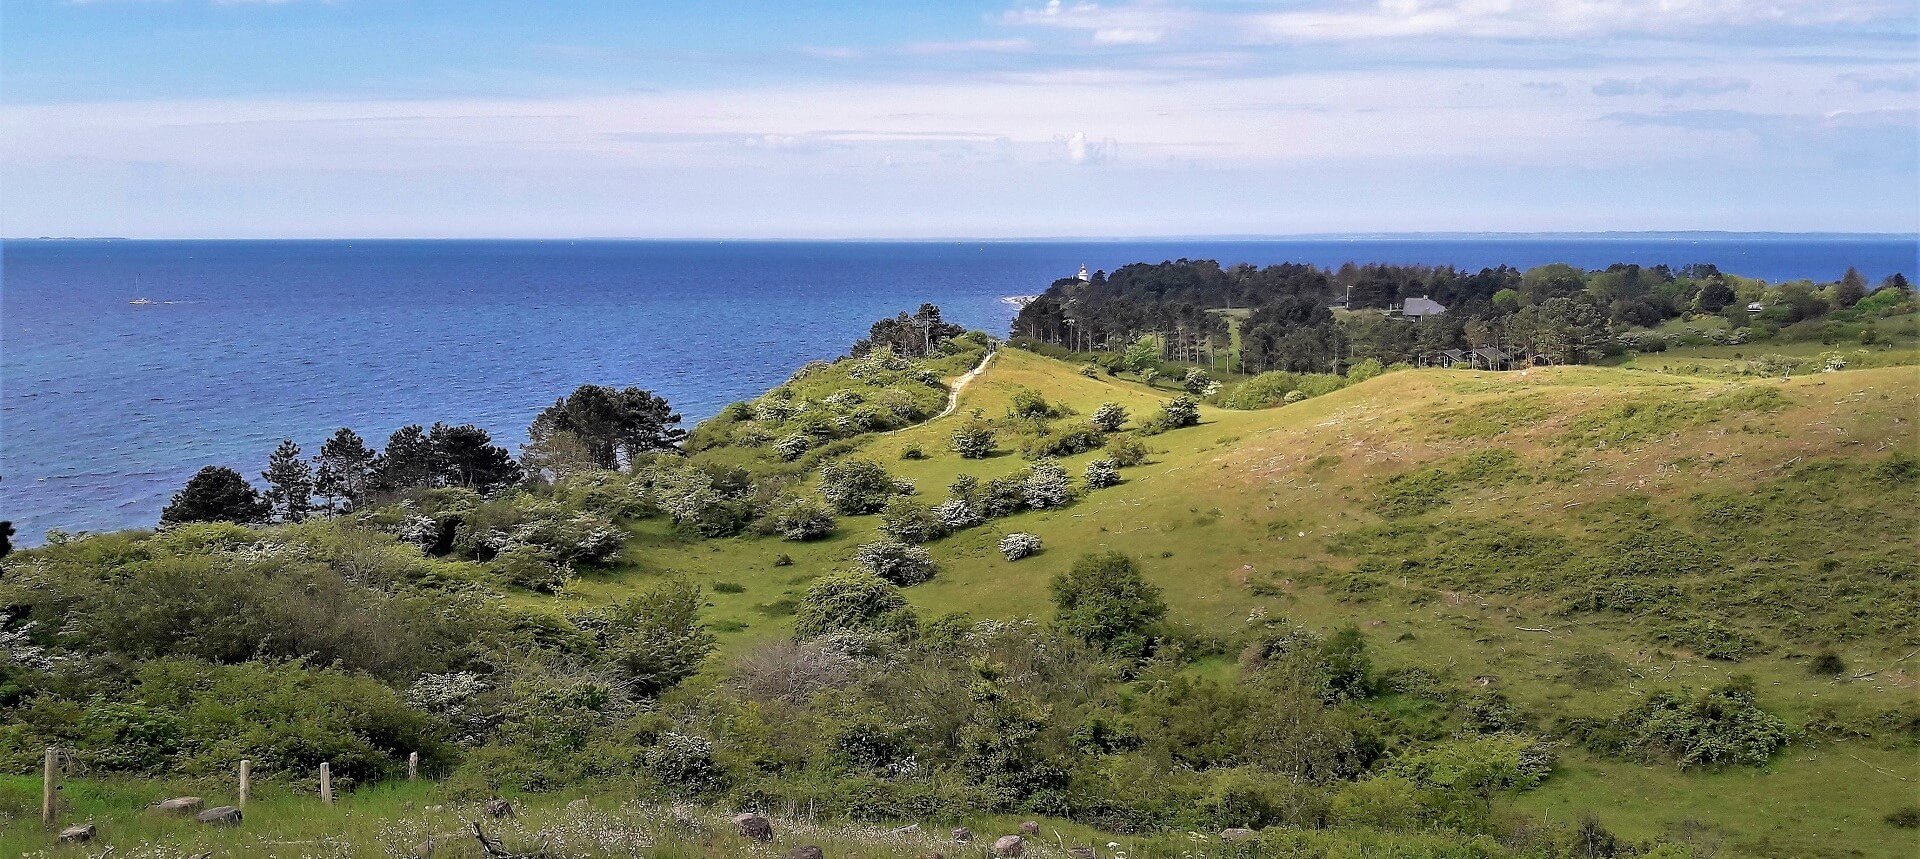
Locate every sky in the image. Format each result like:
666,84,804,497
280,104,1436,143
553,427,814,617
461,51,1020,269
1,0,1916,238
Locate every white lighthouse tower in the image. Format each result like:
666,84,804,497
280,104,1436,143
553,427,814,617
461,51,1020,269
1077,264,1091,282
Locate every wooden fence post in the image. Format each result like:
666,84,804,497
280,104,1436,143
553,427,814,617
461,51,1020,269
408,752,418,782
41,747,57,828
239,759,252,809
320,762,332,805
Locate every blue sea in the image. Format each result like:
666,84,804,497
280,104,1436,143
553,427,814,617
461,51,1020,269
3,237,1914,543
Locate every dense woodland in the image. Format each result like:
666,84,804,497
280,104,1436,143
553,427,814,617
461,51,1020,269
1013,259,1913,373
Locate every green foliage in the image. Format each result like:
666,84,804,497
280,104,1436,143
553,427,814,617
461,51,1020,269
853,538,938,585
1218,371,1348,410
818,459,906,515
1,658,446,782
1090,402,1128,432
160,466,270,526
793,573,916,639
949,419,997,459
768,496,837,541
597,579,716,696
1567,679,1792,769
1018,419,1105,460
1389,734,1553,796
1050,551,1167,658
1561,386,1787,447
1136,676,1360,779
1104,433,1148,467
878,497,947,544
1147,394,1201,431
1372,449,1524,517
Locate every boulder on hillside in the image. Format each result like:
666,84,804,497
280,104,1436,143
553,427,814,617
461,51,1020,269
196,806,242,826
991,834,1025,856
1018,820,1040,836
481,799,515,819
950,827,973,843
1068,848,1096,859
786,847,825,859
58,823,96,843
1220,827,1258,842
156,796,204,814
733,811,774,841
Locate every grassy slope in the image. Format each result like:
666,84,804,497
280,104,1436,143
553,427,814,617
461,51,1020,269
11,348,1914,857
578,348,1917,857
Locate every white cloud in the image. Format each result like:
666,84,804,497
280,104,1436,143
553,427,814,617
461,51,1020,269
1060,130,1118,163
1002,0,1909,44
1592,76,1752,98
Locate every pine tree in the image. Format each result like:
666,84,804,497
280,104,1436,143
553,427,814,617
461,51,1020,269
1835,267,1868,308
261,439,315,522
161,466,270,526
375,424,438,492
313,427,377,513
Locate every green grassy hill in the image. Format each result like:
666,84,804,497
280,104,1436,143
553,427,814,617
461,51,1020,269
4,343,1915,858
573,349,1918,856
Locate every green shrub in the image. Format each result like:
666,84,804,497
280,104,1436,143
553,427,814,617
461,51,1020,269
1148,395,1201,431
1019,420,1105,459
1051,551,1167,658
794,573,916,639
1105,433,1148,467
596,579,716,696
853,538,938,585
1567,679,1792,769
769,497,837,541
123,659,442,782
950,420,997,459
818,459,905,514
1091,402,1128,432
878,497,947,544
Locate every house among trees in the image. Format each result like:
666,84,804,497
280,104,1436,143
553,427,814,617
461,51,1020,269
1396,295,1447,320
1420,346,1518,370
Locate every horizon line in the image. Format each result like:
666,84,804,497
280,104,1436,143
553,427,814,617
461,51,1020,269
9,230,1919,243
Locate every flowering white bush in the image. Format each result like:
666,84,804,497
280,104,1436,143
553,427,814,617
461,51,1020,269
1022,459,1073,509
771,498,836,541
1091,402,1128,432
773,433,811,461
1083,458,1120,489
999,532,1041,561
933,497,982,531
854,539,937,585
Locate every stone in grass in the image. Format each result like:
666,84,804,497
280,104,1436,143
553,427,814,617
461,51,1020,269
1068,848,1096,859
57,823,96,843
482,799,515,819
733,811,774,842
786,847,825,859
950,826,973,842
155,796,203,814
196,806,243,825
991,833,1025,856
1018,820,1040,835
1220,827,1258,842
412,836,449,858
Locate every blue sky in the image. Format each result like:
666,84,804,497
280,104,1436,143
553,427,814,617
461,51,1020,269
2,0,1915,237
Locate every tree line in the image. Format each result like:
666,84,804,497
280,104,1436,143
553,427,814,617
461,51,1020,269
1013,259,1913,374
155,305,971,529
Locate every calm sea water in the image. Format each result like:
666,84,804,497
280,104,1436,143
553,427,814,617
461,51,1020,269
3,237,1914,542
